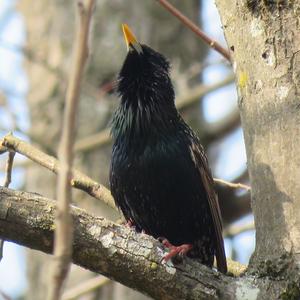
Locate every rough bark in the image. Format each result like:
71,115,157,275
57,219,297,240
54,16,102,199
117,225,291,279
0,187,232,299
4,186,298,300
215,1,300,296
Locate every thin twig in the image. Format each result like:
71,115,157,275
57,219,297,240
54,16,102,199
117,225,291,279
74,128,110,152
176,74,234,111
62,276,110,300
47,1,96,299
224,221,255,237
0,240,3,262
0,150,15,261
214,178,251,192
0,40,101,101
0,133,115,209
0,290,13,300
156,0,231,62
0,158,30,170
3,151,15,188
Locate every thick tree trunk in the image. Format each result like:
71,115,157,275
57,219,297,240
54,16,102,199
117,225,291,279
215,0,300,294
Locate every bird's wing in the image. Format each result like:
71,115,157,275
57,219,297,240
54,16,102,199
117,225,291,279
190,141,227,274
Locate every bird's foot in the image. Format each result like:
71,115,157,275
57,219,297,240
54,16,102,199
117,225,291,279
125,218,135,228
159,238,193,262
124,219,147,234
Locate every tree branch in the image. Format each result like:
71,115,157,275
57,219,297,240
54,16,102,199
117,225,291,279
155,0,231,61
0,147,15,261
1,187,294,299
0,133,116,210
214,179,250,192
62,276,110,300
0,186,247,300
48,1,96,298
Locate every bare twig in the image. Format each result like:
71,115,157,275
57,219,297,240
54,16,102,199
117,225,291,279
0,38,63,77
0,158,30,171
203,107,240,144
62,276,110,300
0,133,115,209
0,40,102,101
214,178,251,192
3,151,15,188
155,0,231,62
224,221,255,238
0,240,3,262
74,128,110,152
48,1,96,299
75,74,235,153
176,74,234,111
0,150,15,261
0,290,13,300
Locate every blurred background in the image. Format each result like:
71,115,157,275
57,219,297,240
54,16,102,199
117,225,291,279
0,0,254,299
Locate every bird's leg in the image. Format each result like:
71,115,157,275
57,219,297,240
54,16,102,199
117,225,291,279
124,219,147,234
125,218,135,228
159,238,193,261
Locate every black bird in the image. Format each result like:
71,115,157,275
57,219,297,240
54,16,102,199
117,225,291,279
110,24,227,273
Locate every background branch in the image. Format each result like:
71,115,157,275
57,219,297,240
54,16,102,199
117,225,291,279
214,178,250,192
3,151,15,189
48,1,96,299
155,0,231,61
0,133,116,209
62,276,110,300
0,149,15,262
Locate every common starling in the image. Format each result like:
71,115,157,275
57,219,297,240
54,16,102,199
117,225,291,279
110,24,227,273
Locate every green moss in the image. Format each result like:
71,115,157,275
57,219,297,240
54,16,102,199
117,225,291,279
255,253,293,278
150,262,158,270
49,223,56,231
280,282,300,300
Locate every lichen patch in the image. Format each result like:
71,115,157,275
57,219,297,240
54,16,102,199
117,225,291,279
235,278,259,300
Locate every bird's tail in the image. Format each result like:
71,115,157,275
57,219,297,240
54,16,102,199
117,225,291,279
187,240,214,268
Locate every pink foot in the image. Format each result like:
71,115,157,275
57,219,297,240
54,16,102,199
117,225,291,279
124,219,146,234
125,218,134,228
160,238,193,261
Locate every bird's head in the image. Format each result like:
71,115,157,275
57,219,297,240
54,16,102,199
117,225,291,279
117,24,175,107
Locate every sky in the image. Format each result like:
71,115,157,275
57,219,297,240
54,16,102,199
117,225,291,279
0,1,254,298
0,0,28,298
201,0,254,264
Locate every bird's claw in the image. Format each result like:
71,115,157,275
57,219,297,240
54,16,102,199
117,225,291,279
159,238,193,262
125,218,134,228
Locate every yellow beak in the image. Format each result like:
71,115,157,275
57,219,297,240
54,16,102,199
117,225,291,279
122,23,143,54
